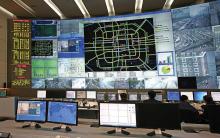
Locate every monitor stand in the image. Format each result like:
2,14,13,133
22,122,41,129
147,129,172,138
107,128,130,135
53,125,72,132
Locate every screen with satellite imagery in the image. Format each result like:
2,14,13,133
47,101,77,125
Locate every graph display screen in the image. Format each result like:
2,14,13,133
47,101,77,125
99,103,136,127
16,101,46,122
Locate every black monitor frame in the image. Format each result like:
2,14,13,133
15,99,47,123
99,102,137,128
46,101,78,126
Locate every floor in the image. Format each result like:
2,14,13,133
0,120,220,138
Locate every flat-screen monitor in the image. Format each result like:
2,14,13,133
211,92,220,102
46,90,66,98
167,91,180,101
66,91,76,99
47,101,78,125
178,77,197,89
97,93,105,101
129,94,138,101
193,91,207,102
99,103,136,127
108,93,117,101
140,93,149,101
77,91,86,99
180,92,194,101
16,100,46,122
37,90,46,98
0,91,6,97
86,91,96,99
136,103,181,129
155,94,163,101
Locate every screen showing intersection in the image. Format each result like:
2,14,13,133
99,103,136,127
10,0,220,89
16,101,46,122
47,101,77,125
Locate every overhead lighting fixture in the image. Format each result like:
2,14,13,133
44,0,66,19
163,0,174,9
12,0,36,17
135,0,143,13
74,0,90,18
0,6,16,18
105,0,115,16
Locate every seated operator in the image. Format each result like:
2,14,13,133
143,90,161,103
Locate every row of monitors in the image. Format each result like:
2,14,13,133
16,100,77,125
16,101,181,129
37,90,220,102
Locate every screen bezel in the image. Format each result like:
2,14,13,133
99,102,137,128
15,99,47,123
46,101,78,126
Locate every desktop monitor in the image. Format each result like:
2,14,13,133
178,77,197,89
136,103,181,129
193,91,207,102
129,93,138,101
167,91,180,101
77,91,86,99
99,103,136,127
66,91,76,99
47,101,78,125
155,94,163,101
180,92,194,101
46,90,66,98
140,93,149,101
86,91,96,99
108,93,117,101
97,93,105,101
37,90,46,98
211,92,220,102
16,100,46,122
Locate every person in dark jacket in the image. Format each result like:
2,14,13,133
143,90,161,103
120,93,128,102
200,95,216,123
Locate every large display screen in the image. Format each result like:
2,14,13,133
16,101,46,122
99,103,136,127
7,0,220,90
47,101,77,125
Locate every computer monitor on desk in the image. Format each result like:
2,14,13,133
193,91,207,102
66,91,76,99
211,92,220,102
167,91,180,102
16,100,46,122
180,92,194,101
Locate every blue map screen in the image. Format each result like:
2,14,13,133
16,101,46,121
167,91,180,101
194,91,207,102
47,102,77,125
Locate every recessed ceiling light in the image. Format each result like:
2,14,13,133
105,0,115,16
74,0,90,18
0,6,16,18
135,0,143,13
44,0,66,19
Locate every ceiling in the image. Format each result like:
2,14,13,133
0,0,212,19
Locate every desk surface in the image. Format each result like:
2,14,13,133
0,120,220,138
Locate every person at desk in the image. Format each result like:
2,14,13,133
120,93,128,102
200,95,216,123
179,95,200,123
143,90,161,103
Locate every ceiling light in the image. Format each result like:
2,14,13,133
44,0,66,19
163,0,174,9
105,0,115,16
0,6,16,18
12,0,36,17
135,0,143,13
74,0,90,18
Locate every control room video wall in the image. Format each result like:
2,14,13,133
8,1,220,90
